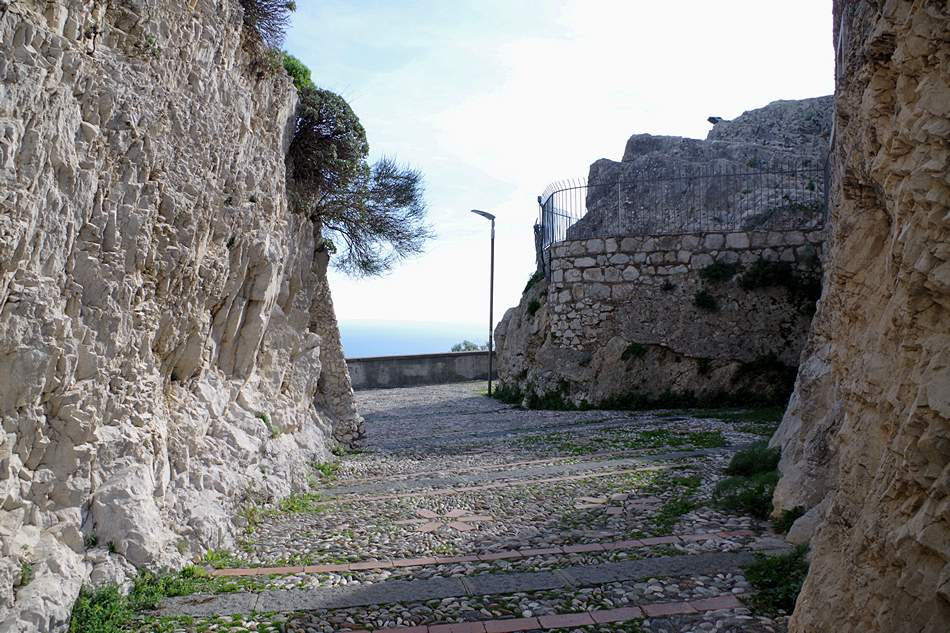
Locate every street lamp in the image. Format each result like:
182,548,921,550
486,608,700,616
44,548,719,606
471,210,495,396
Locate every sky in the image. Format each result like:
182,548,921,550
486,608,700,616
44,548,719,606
284,0,835,349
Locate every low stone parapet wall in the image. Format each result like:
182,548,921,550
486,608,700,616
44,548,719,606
347,351,496,390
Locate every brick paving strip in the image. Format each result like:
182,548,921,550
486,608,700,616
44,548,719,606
208,530,757,577
162,551,753,617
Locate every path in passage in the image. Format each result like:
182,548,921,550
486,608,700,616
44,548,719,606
161,383,793,633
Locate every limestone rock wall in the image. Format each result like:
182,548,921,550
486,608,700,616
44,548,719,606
0,1,362,630
771,1,950,631
495,228,822,407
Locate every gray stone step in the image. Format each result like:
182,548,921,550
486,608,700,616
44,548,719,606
159,551,754,617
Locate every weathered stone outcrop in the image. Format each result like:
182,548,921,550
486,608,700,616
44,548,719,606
497,97,832,408
0,1,362,630
495,228,821,407
771,1,950,631
571,97,832,239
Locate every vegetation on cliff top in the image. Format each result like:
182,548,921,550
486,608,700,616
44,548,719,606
242,5,433,277
283,59,433,276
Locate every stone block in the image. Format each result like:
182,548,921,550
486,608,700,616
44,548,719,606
677,250,692,263
725,232,750,249
604,238,618,253
575,257,596,268
690,253,714,269
620,237,640,252
704,234,725,249
681,235,700,250
564,269,582,283
582,268,603,282
587,238,605,254
604,267,622,282
609,253,630,265
717,251,739,264
621,266,640,281
786,231,806,245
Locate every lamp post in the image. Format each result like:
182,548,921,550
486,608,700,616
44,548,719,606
471,210,495,396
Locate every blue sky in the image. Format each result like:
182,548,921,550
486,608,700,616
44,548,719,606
284,0,835,340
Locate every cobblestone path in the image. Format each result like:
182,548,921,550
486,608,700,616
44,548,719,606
158,383,792,633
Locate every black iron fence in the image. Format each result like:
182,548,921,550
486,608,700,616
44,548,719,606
537,160,828,252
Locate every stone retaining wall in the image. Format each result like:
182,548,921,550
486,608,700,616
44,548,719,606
547,229,824,362
494,227,824,406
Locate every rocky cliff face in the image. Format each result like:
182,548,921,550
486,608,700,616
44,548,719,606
771,1,950,631
570,97,832,239
0,1,362,630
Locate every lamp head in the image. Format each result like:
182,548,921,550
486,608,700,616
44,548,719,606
471,209,495,222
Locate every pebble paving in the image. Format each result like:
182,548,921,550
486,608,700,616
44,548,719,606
153,382,792,633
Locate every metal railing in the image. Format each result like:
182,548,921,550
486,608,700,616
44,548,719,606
537,160,828,251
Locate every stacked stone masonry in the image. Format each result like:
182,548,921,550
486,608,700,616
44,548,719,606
547,229,823,357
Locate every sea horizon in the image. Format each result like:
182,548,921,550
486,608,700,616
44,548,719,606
338,319,490,359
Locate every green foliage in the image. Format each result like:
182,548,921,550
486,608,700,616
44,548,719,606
279,490,327,513
282,52,314,91
107,540,117,554
255,411,280,438
653,493,697,534
526,298,542,316
600,389,701,411
693,289,719,312
660,279,676,291
70,584,127,633
330,443,347,457
742,542,810,613
201,549,245,569
288,86,431,277
578,352,593,367
69,568,210,633
226,235,236,250
621,342,647,361
239,0,296,48
699,261,742,284
310,461,339,481
738,259,794,291
747,157,759,168
772,505,806,534
712,470,781,519
491,383,524,405
524,270,545,293
20,560,31,586
725,440,781,476
730,353,798,406
451,340,488,352
84,533,99,548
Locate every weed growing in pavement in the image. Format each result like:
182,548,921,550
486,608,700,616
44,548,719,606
713,470,781,520
201,549,247,570
725,441,781,476
772,505,806,534
69,567,218,633
742,541,810,614
310,460,340,481
278,491,328,514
